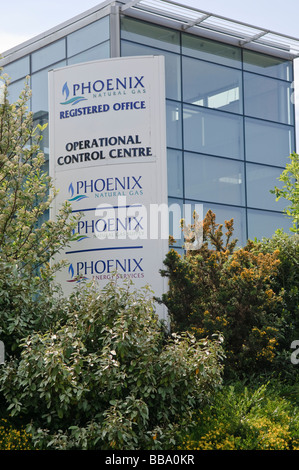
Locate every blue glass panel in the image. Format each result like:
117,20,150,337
244,72,293,125
166,101,182,149
32,39,66,72
243,50,292,81
246,163,287,212
3,56,30,82
184,152,245,206
245,118,294,166
182,56,242,114
31,61,66,113
182,33,241,69
167,149,183,198
67,17,109,57
6,78,29,104
183,104,244,159
121,17,180,53
121,40,181,101
247,209,293,240
68,42,110,65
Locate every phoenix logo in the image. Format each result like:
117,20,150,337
71,227,89,243
68,182,88,202
68,183,90,242
67,263,88,283
60,82,87,106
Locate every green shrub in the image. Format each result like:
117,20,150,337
260,232,299,345
0,260,66,358
178,382,299,450
271,152,299,234
0,279,224,450
0,71,77,360
160,210,284,377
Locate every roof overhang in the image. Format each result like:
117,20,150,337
120,0,299,59
1,0,299,65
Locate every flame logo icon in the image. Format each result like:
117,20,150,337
68,263,74,278
67,263,88,283
62,82,70,101
69,182,74,197
60,81,87,106
68,182,88,202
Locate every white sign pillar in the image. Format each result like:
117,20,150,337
0,341,4,365
49,56,168,319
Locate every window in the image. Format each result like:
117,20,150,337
184,152,245,206
245,118,294,166
32,40,66,72
183,104,244,159
167,150,183,198
244,72,293,125
67,16,109,57
68,42,110,65
182,56,242,114
243,50,292,81
121,17,180,53
246,163,287,211
247,209,292,239
121,41,181,101
3,56,30,82
166,101,182,149
31,61,66,113
6,78,29,104
182,33,241,69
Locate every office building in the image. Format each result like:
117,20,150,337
1,0,298,249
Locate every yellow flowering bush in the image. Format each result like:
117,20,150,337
160,210,284,376
0,419,34,450
177,382,299,451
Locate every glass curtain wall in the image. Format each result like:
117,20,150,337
2,13,295,246
121,16,295,246
2,15,110,227
3,16,110,171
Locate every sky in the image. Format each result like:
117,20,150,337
1,0,299,54
1,0,299,131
